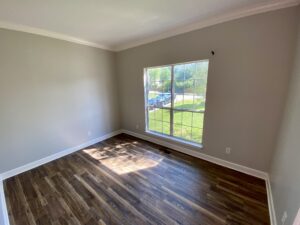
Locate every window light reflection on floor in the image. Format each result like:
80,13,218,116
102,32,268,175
83,143,162,175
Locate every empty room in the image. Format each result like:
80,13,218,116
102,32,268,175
1,0,300,225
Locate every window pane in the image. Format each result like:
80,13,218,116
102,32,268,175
155,108,163,121
147,66,171,109
148,107,155,121
181,125,192,141
172,61,209,143
162,122,170,135
148,108,171,134
182,111,192,126
148,66,171,82
172,111,205,143
162,109,170,123
192,112,204,129
173,123,182,138
148,120,163,133
147,66,171,135
192,128,202,143
173,110,182,125
174,61,208,112
146,60,209,144
148,119,156,132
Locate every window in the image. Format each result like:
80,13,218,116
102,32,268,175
144,60,209,145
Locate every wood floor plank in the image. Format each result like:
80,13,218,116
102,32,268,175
4,133,270,225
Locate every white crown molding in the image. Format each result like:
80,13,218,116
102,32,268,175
0,21,114,51
114,0,300,51
0,1,299,52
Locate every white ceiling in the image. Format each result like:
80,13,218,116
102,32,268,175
0,0,299,51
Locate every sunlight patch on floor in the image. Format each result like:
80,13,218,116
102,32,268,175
83,147,162,174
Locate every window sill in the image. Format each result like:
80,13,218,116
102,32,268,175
146,130,203,149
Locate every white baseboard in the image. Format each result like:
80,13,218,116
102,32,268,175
266,175,277,225
122,129,268,180
0,180,10,225
0,129,123,225
0,128,277,225
0,129,122,181
122,129,278,224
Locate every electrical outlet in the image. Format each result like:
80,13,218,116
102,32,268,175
225,147,231,154
282,211,288,225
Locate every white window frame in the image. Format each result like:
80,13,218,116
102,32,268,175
143,59,209,148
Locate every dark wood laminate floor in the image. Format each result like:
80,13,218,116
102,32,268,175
4,134,270,225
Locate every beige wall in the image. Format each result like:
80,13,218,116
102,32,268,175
269,6,300,224
116,7,299,172
0,7,300,225
0,28,120,173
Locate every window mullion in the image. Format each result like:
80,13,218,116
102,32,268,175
145,69,149,131
170,65,175,136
